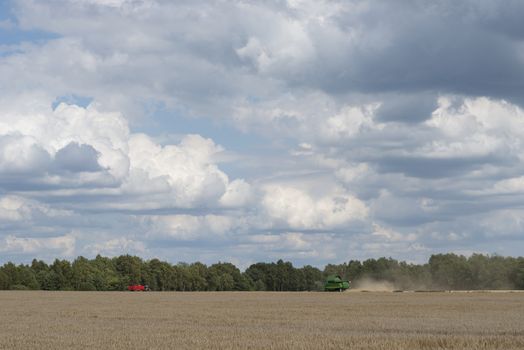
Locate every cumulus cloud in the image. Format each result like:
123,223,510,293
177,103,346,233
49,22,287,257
335,163,370,184
0,96,245,209
321,104,382,141
219,179,253,208
262,185,368,230
371,223,417,243
54,142,102,173
0,234,75,257
144,214,236,240
425,97,524,158
126,133,231,207
84,237,146,256
244,232,336,260
0,195,71,222
0,135,51,175
479,210,524,237
490,176,524,194
0,98,129,184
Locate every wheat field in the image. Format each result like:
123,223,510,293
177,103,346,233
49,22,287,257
1,291,523,349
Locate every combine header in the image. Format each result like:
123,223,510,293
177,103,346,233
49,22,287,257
324,275,350,292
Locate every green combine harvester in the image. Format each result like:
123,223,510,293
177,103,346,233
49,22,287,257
324,275,350,292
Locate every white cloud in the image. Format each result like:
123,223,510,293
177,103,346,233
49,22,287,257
322,104,382,141
0,97,130,180
0,196,31,221
241,232,338,260
235,14,315,75
371,223,417,242
0,195,72,222
480,209,524,236
1,234,75,257
84,237,146,256
144,214,236,240
0,135,51,174
335,163,370,183
262,185,368,230
219,179,253,208
471,175,524,196
73,0,129,7
492,176,524,193
424,97,524,158
0,96,245,209
127,133,229,207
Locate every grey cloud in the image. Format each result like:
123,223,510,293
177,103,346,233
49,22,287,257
9,0,524,121
469,0,524,40
54,142,102,173
375,155,504,179
375,93,438,123
316,2,524,102
0,138,114,192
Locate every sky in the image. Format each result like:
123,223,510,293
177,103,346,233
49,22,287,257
0,0,524,268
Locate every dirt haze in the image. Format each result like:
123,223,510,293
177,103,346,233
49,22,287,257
350,278,397,292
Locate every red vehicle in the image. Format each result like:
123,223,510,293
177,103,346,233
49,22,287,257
127,284,149,291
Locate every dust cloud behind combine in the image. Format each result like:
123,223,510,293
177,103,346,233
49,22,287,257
350,278,397,292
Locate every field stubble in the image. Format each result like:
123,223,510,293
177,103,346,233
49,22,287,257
0,291,523,349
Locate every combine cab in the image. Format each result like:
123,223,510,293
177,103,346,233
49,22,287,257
324,275,350,292
127,284,149,291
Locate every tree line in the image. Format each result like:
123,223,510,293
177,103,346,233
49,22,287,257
0,253,523,291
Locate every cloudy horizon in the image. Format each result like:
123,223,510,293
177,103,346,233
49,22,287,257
1,0,523,268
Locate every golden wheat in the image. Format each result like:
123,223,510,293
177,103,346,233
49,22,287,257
0,291,523,349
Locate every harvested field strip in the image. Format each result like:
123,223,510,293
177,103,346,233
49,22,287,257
0,291,523,349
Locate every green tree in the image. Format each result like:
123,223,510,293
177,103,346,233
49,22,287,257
429,254,472,289
114,255,143,288
346,260,363,281
90,255,119,290
50,259,73,290
188,262,208,291
0,270,9,290
71,256,97,291
208,262,248,291
2,262,19,288
17,265,39,290
146,259,179,291
300,265,322,291
245,263,274,291
512,258,524,289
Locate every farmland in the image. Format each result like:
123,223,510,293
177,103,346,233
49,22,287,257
1,291,523,349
